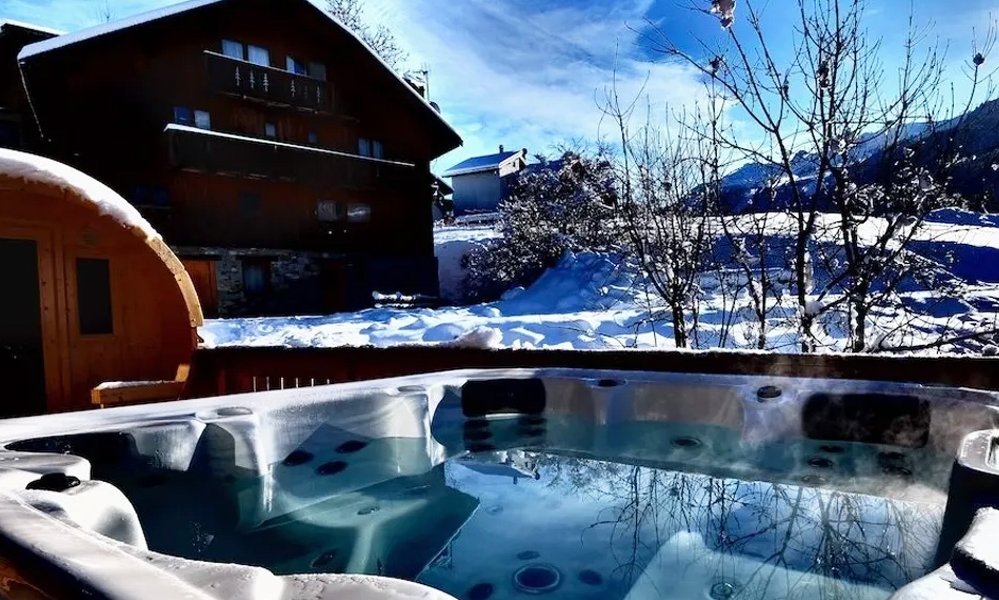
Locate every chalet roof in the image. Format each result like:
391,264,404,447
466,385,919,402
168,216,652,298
16,0,461,147
17,0,222,60
0,20,65,38
442,149,526,178
432,174,454,196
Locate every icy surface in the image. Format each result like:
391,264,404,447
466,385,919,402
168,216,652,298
0,148,160,239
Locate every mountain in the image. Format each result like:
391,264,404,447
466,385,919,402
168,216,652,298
717,98,999,212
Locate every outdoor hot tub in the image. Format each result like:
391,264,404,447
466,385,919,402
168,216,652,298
0,368,998,599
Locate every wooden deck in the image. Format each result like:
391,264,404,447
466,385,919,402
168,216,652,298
186,346,999,398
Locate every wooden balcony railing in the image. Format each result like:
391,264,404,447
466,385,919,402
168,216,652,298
165,124,418,190
205,51,331,111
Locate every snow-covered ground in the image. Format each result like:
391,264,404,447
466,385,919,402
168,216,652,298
201,210,999,354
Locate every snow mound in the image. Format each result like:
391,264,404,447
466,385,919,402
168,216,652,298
441,327,503,349
0,148,159,240
500,251,637,315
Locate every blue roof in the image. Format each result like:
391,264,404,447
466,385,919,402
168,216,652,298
522,158,565,175
443,150,519,177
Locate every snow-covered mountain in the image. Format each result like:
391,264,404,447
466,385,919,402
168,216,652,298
718,98,999,211
720,123,931,191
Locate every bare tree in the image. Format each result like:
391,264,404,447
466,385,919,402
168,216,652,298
643,0,997,353
94,0,114,24
325,0,407,70
611,107,719,347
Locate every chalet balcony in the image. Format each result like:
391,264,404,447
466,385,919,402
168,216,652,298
164,124,417,190
204,50,331,112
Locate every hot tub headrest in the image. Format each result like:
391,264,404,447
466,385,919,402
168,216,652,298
461,379,546,417
802,393,930,448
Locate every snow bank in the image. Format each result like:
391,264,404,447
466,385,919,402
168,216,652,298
203,211,999,355
0,148,160,240
202,251,653,351
499,251,636,315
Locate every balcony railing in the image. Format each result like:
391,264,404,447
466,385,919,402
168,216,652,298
205,51,331,111
165,124,417,190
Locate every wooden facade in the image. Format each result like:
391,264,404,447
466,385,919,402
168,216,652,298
7,0,462,317
0,150,202,415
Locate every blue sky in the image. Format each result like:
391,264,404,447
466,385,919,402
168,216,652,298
1,0,994,171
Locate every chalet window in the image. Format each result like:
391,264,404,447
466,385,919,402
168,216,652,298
308,131,319,144
239,191,262,216
132,185,170,208
76,258,113,335
173,106,193,126
264,123,277,138
152,187,170,207
247,45,270,67
358,138,371,157
241,259,270,297
286,56,307,75
194,110,211,130
347,203,371,223
372,140,384,159
0,121,20,149
308,62,327,81
317,200,340,222
222,39,244,60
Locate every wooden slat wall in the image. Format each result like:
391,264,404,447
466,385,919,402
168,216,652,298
186,347,999,398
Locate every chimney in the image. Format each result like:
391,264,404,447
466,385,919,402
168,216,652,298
499,145,504,153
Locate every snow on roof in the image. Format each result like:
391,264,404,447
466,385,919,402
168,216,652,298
432,173,453,194
0,20,66,37
16,0,461,143
0,148,160,240
17,0,220,60
443,150,524,178
164,123,416,167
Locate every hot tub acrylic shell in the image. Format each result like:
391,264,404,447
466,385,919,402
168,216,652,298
0,368,997,600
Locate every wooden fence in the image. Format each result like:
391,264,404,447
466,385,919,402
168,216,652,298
186,346,999,398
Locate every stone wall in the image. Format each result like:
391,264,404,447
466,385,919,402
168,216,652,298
175,247,328,318
175,246,440,318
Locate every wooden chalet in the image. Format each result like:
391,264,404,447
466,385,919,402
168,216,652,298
3,0,462,318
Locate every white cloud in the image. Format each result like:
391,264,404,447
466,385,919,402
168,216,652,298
364,0,711,170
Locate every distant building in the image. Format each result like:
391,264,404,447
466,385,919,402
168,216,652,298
0,0,462,318
442,146,528,215
431,174,455,222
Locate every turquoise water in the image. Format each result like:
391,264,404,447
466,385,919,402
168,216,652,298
418,451,943,600
14,421,948,600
